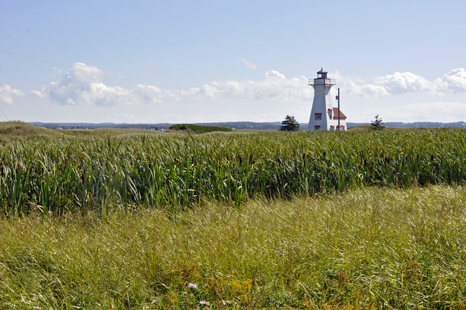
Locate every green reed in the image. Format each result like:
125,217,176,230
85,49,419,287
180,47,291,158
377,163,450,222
1,128,465,214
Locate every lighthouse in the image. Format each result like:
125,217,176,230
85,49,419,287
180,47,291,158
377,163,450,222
308,68,347,131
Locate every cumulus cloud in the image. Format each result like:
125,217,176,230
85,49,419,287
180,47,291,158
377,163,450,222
434,68,466,94
32,63,466,106
339,68,466,97
338,78,389,97
133,70,310,102
210,70,311,100
36,62,135,107
241,58,257,70
34,63,312,106
375,71,431,93
0,84,25,105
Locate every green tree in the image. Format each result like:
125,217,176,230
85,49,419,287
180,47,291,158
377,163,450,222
371,114,385,130
280,115,300,131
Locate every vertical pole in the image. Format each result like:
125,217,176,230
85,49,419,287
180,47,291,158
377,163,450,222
337,88,340,130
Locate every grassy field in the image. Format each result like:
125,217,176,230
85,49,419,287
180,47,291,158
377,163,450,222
1,122,466,309
1,122,465,215
1,185,465,309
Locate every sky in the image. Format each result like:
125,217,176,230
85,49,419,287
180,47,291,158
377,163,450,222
1,0,466,124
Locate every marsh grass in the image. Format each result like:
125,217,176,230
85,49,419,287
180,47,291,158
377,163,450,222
1,128,466,215
1,185,465,309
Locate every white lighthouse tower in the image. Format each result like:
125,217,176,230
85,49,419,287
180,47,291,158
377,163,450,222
308,68,347,131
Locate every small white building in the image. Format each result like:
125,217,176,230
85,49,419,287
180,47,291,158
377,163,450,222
308,68,347,131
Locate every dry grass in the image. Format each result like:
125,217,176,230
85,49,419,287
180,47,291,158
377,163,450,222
1,185,465,309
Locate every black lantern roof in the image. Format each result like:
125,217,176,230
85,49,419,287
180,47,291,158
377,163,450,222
317,67,327,74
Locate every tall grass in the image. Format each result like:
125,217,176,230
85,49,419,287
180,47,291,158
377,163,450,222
1,129,465,215
0,185,465,308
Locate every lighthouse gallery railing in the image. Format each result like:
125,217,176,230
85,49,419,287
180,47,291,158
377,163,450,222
308,78,336,85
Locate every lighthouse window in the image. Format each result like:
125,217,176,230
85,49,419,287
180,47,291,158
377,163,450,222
315,113,322,120
315,126,320,130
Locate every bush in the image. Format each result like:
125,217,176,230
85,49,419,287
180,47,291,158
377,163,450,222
169,124,232,134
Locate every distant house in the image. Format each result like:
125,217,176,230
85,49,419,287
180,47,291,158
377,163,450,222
330,107,347,130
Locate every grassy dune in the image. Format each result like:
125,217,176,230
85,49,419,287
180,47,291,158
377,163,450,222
0,121,169,139
0,121,61,138
1,185,466,309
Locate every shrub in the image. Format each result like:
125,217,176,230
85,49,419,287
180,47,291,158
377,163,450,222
169,124,232,134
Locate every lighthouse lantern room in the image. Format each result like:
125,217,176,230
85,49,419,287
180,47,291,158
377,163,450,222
308,68,347,131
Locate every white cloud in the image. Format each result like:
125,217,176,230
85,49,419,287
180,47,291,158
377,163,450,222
0,84,25,105
33,63,466,109
34,64,312,106
153,111,293,123
210,70,311,100
30,90,46,98
38,62,135,107
375,71,432,93
136,69,312,102
333,72,388,97
434,68,466,94
338,68,466,97
241,58,257,70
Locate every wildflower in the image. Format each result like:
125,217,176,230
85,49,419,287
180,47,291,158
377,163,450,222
183,291,187,295
187,283,197,289
200,301,210,305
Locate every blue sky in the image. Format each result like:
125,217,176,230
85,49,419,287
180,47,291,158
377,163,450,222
1,0,465,124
